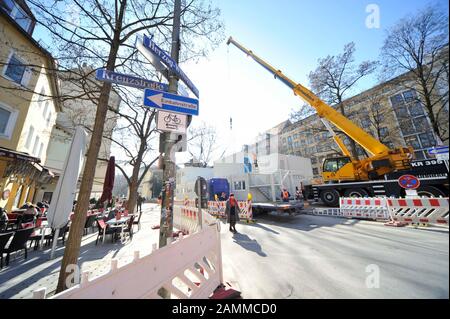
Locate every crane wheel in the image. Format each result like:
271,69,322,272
320,189,340,207
416,186,447,198
344,188,369,198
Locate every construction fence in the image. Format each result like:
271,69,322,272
311,196,449,227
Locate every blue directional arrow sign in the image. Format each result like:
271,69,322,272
143,88,199,116
428,146,449,155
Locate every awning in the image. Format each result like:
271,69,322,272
0,147,40,163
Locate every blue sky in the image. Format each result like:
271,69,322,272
180,0,449,160
32,0,449,164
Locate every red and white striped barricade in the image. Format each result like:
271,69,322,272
173,206,200,235
339,197,389,220
207,201,226,219
386,197,449,226
238,200,254,222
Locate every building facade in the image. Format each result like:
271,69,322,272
0,0,60,210
279,70,449,179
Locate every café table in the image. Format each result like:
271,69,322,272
105,216,130,243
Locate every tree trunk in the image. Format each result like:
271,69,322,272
126,149,144,215
338,101,359,159
56,1,126,294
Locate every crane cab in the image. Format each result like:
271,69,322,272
322,156,357,182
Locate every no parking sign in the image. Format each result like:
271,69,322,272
398,174,420,189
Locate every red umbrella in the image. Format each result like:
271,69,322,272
99,156,115,203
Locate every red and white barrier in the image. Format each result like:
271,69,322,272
339,197,389,220
34,224,223,299
386,197,449,225
207,200,253,221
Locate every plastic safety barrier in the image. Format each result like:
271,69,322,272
339,197,390,220
33,224,223,299
311,208,343,217
386,197,449,226
207,200,253,222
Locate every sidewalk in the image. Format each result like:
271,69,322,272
0,203,161,299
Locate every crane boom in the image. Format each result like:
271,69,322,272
226,36,390,157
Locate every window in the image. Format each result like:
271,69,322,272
38,142,44,158
323,159,338,172
32,135,40,156
413,116,429,133
372,103,382,111
418,133,435,148
37,88,45,107
13,185,24,208
0,103,18,139
293,134,299,140
393,105,408,119
400,119,415,136
1,0,33,33
25,125,34,149
403,90,417,103
311,157,317,164
361,118,371,127
43,101,49,118
414,151,425,160
409,102,424,116
390,94,404,107
379,127,389,139
287,136,292,144
0,108,11,134
3,54,26,84
46,111,52,126
404,135,421,149
312,168,319,175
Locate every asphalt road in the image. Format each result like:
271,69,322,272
220,212,449,299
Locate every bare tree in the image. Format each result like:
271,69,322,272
22,0,223,293
308,42,378,158
380,4,449,143
187,121,220,167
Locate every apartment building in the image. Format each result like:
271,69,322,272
280,69,449,179
0,0,60,210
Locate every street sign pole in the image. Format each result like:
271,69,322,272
159,0,181,251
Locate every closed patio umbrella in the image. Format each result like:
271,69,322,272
47,126,87,259
99,156,115,205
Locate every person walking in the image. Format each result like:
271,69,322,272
137,193,144,213
225,193,241,233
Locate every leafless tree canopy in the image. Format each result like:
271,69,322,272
306,42,378,158
380,4,449,142
187,121,219,167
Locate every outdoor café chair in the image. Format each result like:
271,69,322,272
133,211,142,231
95,219,119,244
0,232,14,268
44,222,70,246
83,214,97,235
123,215,135,240
2,228,34,267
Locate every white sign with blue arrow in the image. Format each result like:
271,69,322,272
143,88,199,116
428,145,449,155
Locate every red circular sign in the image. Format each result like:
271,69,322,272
398,174,420,189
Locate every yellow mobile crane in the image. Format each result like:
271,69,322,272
227,37,449,206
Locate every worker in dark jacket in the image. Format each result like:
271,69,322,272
224,193,241,233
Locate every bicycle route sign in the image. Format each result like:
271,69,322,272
156,110,187,133
143,88,199,116
398,174,420,189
